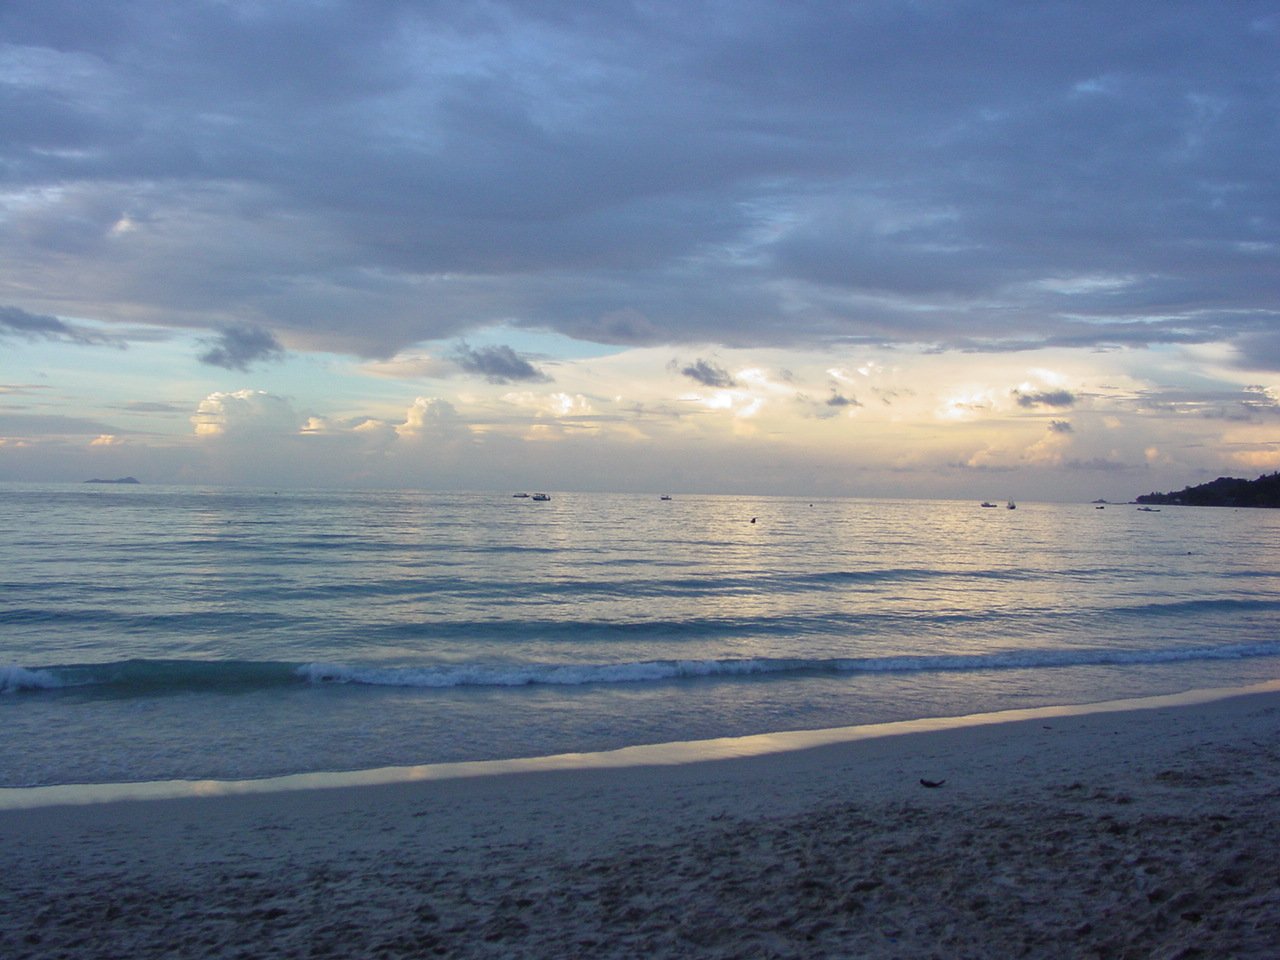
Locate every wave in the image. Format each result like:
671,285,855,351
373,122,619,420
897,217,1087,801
7,639,1280,697
197,566,1044,603
0,660,300,695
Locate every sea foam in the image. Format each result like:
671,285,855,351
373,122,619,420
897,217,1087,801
0,665,61,694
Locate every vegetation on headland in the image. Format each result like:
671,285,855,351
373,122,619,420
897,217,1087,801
1136,472,1280,507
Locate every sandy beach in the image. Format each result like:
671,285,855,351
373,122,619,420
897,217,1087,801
3,686,1278,959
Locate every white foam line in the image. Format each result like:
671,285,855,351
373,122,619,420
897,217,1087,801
3,679,1279,810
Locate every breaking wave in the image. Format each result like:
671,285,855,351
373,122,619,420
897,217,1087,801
7,639,1280,698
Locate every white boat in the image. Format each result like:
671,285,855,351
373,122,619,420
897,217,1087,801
531,493,551,501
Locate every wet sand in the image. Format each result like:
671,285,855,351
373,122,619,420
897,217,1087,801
3,686,1278,958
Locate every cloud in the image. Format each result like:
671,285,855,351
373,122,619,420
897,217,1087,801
1,3,1273,360
1230,331,1280,373
0,305,119,346
198,324,285,371
360,354,455,380
805,389,862,420
397,397,460,438
0,412,124,436
1048,419,1074,434
501,391,596,420
1014,389,1077,409
191,390,301,438
452,343,551,384
680,359,736,388
117,401,186,413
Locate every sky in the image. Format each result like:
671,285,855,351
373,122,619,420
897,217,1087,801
1,0,1278,500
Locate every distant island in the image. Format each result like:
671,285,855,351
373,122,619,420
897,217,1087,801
84,476,141,485
1136,472,1280,507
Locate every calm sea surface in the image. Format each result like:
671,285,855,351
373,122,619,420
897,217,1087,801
2,484,1279,788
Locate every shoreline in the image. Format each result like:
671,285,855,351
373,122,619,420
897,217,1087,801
3,681,1280,957
4,678,1279,811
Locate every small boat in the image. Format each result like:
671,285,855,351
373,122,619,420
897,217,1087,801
980,501,997,508
660,495,672,501
512,492,530,498
1007,500,1016,510
1137,506,1160,512
531,493,551,502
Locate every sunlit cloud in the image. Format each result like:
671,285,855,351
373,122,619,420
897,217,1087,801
500,391,596,420
939,390,998,421
396,397,460,438
1231,448,1280,471
192,390,301,438
1025,423,1074,465
360,354,455,380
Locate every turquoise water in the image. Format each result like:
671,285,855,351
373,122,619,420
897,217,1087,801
2,484,1279,787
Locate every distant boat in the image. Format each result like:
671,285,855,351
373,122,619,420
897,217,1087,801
531,493,551,502
980,501,997,508
512,492,530,498
660,495,672,500
1007,500,1016,510
1137,506,1160,512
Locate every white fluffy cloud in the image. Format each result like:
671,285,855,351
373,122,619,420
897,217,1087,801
396,397,460,438
191,390,302,438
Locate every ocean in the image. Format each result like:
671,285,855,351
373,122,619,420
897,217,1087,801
3,483,1279,791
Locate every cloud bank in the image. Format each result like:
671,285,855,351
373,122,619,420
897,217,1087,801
0,1,1275,363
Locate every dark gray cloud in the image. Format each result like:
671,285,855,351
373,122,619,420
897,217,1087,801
116,401,186,413
681,359,736,389
807,390,861,419
1049,419,1074,434
0,2,1276,358
1231,331,1280,372
452,343,550,384
1015,389,1077,409
198,324,285,371
0,305,118,345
